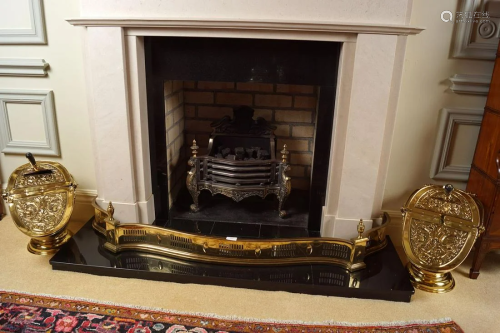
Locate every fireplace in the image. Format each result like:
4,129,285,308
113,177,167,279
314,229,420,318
55,2,423,299
68,6,422,239
145,37,340,233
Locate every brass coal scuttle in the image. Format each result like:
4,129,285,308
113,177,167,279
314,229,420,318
401,184,484,293
2,153,77,255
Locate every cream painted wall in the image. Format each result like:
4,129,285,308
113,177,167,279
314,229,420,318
0,0,32,29
6,103,47,142
0,1,96,196
0,0,96,221
382,0,494,211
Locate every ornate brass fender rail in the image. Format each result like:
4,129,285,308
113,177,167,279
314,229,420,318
92,200,390,271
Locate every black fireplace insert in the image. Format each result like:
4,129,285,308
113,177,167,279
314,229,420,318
145,36,341,233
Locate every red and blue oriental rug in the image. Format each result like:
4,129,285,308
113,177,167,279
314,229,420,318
0,291,463,333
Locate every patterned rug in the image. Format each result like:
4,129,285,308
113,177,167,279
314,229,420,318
0,291,463,333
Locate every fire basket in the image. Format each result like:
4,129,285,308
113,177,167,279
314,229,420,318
186,106,291,218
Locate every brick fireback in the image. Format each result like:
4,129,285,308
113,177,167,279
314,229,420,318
165,80,318,190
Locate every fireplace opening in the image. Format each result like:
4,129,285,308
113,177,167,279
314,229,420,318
145,37,340,235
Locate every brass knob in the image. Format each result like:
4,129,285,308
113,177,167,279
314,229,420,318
444,184,454,195
190,139,199,157
357,219,365,239
107,202,115,221
280,144,289,163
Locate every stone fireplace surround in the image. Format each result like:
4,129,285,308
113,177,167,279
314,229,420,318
69,0,422,239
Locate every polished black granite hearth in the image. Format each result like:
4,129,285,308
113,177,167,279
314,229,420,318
50,219,414,302
159,210,317,240
165,187,310,229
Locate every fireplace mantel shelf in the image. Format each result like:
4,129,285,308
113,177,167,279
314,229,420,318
67,18,423,36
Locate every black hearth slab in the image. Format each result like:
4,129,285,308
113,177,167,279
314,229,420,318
276,226,310,238
210,222,261,239
162,220,312,239
164,219,215,235
50,219,414,302
168,187,309,228
258,224,280,238
162,219,311,240
309,231,321,237
259,225,310,239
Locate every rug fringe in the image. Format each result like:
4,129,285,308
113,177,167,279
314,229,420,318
0,289,454,328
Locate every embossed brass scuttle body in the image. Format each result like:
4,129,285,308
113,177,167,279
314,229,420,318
2,154,77,255
401,184,484,293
